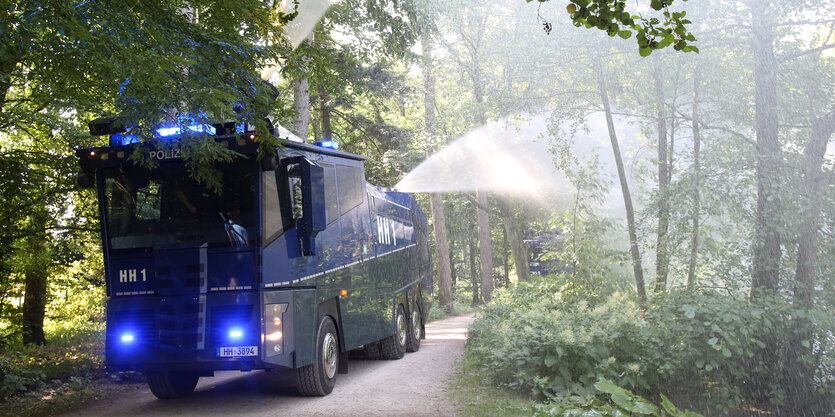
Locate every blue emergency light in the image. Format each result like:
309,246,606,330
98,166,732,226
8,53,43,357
313,140,339,150
228,327,244,340
157,124,216,138
120,332,135,343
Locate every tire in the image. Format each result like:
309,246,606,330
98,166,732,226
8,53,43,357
380,305,407,360
296,316,339,396
363,341,383,360
146,371,199,400
406,304,422,353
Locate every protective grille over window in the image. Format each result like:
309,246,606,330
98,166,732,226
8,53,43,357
321,163,338,224
336,164,363,215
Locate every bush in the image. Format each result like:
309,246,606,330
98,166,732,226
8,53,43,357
466,275,835,415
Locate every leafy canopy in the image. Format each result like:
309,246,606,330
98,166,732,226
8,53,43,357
528,0,697,56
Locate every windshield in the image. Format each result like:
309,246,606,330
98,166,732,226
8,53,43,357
102,159,256,250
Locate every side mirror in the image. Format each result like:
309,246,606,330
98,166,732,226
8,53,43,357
260,155,277,171
77,172,95,189
288,158,326,256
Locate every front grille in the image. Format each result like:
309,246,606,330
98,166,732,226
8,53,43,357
158,299,201,352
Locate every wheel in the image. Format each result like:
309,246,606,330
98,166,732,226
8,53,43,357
297,316,339,396
363,341,383,360
406,304,422,353
380,305,407,360
146,370,199,400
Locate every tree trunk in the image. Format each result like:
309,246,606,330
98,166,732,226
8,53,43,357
431,193,455,313
750,0,782,298
421,31,454,313
795,113,835,303
502,227,509,288
320,88,332,141
476,190,494,302
292,77,310,140
469,232,479,305
653,62,670,292
595,60,646,303
496,196,530,282
21,218,48,346
449,235,457,288
687,74,702,289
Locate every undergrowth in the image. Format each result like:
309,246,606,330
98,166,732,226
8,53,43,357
466,274,835,416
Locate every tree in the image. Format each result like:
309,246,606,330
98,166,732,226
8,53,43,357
1,0,293,344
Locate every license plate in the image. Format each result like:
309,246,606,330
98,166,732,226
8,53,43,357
217,346,258,357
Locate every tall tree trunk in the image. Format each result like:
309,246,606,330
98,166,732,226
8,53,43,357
468,47,494,302
292,77,310,140
431,193,454,312
653,62,670,292
496,196,530,282
476,190,494,302
795,113,835,303
469,232,479,306
449,235,457,288
421,31,454,313
750,0,782,297
502,227,509,287
320,88,332,141
687,74,702,289
22,214,49,345
595,60,646,303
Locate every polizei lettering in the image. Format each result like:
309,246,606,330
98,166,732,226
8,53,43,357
149,149,181,160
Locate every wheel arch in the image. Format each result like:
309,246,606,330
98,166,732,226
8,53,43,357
317,297,348,374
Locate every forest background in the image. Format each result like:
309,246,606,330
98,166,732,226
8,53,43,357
0,0,833,415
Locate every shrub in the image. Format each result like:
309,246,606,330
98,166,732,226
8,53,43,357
466,275,835,415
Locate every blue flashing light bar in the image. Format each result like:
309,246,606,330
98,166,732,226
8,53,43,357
313,140,339,150
109,132,141,146
120,333,135,343
156,124,217,138
228,328,243,340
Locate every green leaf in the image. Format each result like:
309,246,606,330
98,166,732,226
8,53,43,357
707,337,718,345
722,347,732,358
801,340,811,348
618,30,633,39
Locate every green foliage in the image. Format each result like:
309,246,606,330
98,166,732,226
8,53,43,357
468,277,835,415
529,0,697,56
531,380,702,416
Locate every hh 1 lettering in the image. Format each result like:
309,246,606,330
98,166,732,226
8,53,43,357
376,215,399,245
119,268,147,283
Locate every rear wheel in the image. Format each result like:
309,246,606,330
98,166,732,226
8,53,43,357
146,371,199,400
406,305,422,353
381,305,407,360
297,316,339,396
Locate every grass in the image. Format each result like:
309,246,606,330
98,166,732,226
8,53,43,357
450,348,537,417
0,320,131,417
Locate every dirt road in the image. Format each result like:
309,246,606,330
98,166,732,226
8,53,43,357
61,313,475,417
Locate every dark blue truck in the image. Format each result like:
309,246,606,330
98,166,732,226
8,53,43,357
76,119,433,398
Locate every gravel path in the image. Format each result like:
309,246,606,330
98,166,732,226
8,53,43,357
61,313,476,417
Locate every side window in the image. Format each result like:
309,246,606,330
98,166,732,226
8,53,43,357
336,164,363,215
321,163,338,224
262,170,283,244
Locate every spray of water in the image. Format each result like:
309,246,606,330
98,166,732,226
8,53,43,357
394,117,571,204
261,0,334,80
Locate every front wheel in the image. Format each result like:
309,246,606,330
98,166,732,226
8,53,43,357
297,316,339,396
146,371,199,400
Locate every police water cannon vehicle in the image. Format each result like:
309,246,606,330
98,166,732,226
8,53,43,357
76,116,433,398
